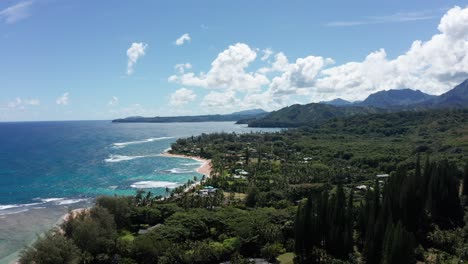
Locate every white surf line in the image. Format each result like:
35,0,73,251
112,137,174,148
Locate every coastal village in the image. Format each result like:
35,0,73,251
165,136,393,207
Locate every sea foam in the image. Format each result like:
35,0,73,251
0,202,46,216
56,198,88,205
182,162,204,166
0,205,21,210
130,181,179,189
104,154,155,163
161,168,195,174
112,137,174,148
37,198,64,203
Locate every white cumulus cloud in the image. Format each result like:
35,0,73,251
174,63,192,74
126,42,147,75
169,88,197,106
169,43,269,92
108,96,119,106
261,48,273,61
175,33,191,46
201,90,238,109
314,6,468,100
56,92,69,105
168,6,468,111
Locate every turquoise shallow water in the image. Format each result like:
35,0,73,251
0,121,279,262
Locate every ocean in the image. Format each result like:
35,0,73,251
0,121,279,263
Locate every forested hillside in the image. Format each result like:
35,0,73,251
248,104,382,128
20,109,468,264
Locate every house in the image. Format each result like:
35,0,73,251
199,186,218,196
376,174,389,178
235,169,249,176
356,185,368,191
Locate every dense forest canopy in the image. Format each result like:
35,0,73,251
21,109,468,264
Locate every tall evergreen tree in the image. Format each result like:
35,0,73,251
294,202,306,262
462,161,468,197
327,184,347,258
382,222,415,264
425,160,463,228
344,189,354,257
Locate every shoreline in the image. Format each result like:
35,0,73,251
158,151,213,195
158,152,212,177
59,152,212,225
14,152,212,264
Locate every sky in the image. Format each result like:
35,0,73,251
1,0,468,121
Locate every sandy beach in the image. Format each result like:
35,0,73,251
158,152,212,177
58,153,212,226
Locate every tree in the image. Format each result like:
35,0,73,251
63,207,117,259
363,180,382,264
294,197,319,263
382,222,415,264
462,162,468,197
261,243,285,262
245,185,259,207
294,201,306,262
327,184,348,258
19,230,80,264
96,195,132,229
426,160,463,228
344,189,354,257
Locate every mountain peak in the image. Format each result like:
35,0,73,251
358,88,436,107
319,98,352,106
425,78,468,107
231,109,267,115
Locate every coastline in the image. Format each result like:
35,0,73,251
158,152,213,195
59,152,212,227
158,152,212,177
13,152,212,264
8,206,90,264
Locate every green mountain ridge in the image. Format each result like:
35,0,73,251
249,79,468,127
423,79,468,107
356,88,436,107
248,104,383,128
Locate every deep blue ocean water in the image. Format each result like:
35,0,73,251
0,121,279,262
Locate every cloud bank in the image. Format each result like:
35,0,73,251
168,6,468,112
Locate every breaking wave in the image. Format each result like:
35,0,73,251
112,137,174,148
130,181,180,189
104,154,157,163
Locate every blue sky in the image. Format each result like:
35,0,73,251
1,0,468,121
